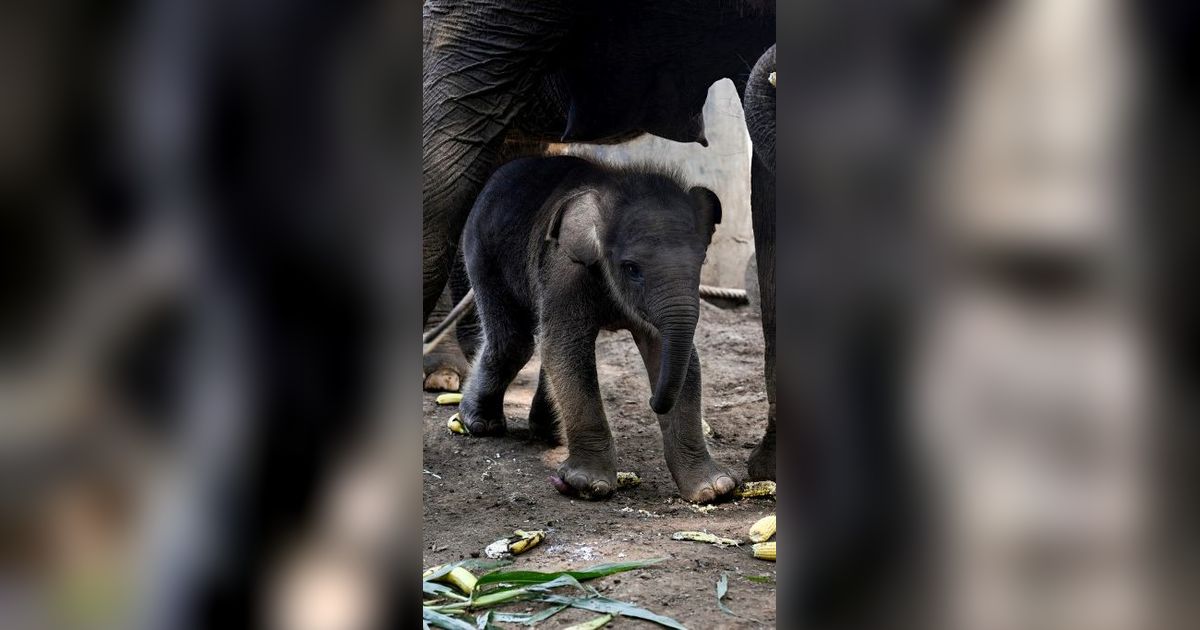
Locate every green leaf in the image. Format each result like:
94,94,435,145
474,610,491,629
561,613,614,630
714,573,762,624
541,594,688,630
492,603,571,625
424,581,469,601
523,603,570,625
525,574,593,595
423,564,457,584
715,573,734,616
425,559,509,585
422,607,477,630
745,574,775,585
475,558,664,590
430,586,536,612
432,579,570,612
460,558,513,573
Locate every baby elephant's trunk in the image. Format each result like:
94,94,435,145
649,298,699,415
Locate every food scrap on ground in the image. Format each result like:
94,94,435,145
752,541,776,561
615,471,641,488
670,531,742,547
733,480,776,499
422,558,688,629
435,392,463,405
748,514,776,543
484,529,546,559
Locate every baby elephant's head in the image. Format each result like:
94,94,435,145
547,172,721,414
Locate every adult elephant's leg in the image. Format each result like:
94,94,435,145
422,0,572,323
744,45,776,480
423,282,471,391
747,158,776,480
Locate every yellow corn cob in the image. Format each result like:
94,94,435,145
748,514,776,543
671,531,742,547
484,529,546,558
616,472,642,488
436,393,463,405
447,414,468,435
734,480,776,498
423,565,478,595
751,541,776,561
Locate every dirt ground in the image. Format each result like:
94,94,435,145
422,300,776,628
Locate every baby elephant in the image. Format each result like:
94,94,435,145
458,155,740,503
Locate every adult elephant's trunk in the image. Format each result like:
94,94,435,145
649,300,699,414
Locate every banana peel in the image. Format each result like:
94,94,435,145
423,565,478,595
436,393,463,405
484,529,545,559
447,414,468,435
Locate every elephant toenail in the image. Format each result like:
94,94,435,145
549,475,572,495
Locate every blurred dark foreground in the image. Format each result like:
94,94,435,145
2,1,422,628
1,1,1198,629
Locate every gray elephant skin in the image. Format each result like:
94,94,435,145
423,0,778,481
458,156,739,503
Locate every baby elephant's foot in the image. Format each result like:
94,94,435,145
551,455,617,500
673,458,741,504
458,408,507,436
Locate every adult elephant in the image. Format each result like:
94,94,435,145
422,0,777,479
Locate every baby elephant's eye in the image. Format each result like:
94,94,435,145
621,261,643,281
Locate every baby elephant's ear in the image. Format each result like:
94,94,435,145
546,188,602,266
689,187,722,235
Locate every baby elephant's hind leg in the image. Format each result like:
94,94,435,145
632,333,740,503
459,296,534,436
527,368,561,444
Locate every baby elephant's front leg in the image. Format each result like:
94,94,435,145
634,334,740,503
541,323,617,500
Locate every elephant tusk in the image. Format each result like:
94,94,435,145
768,71,775,88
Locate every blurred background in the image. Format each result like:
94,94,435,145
1,0,1198,629
1,0,422,628
774,1,1199,629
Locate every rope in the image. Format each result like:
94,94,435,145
699,284,749,304
421,288,474,356
422,283,748,354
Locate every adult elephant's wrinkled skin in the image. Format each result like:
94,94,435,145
421,0,778,480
